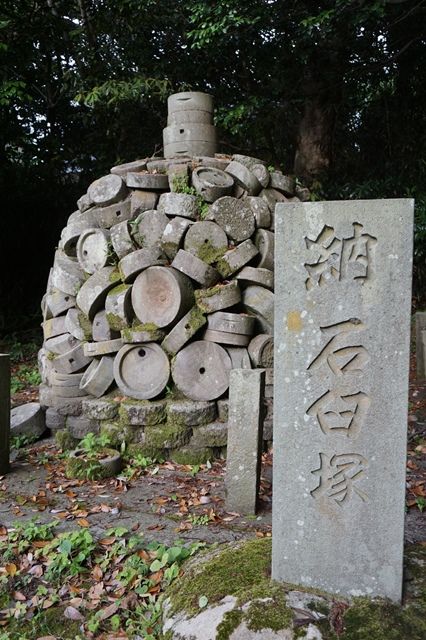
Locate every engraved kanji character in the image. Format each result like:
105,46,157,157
311,452,368,505
307,390,370,438
341,222,377,281
307,319,369,376
304,225,342,290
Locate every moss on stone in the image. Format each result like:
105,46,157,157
126,442,164,460
1,605,81,640
185,306,206,333
109,268,121,283
55,429,78,451
65,447,119,480
109,283,130,295
78,311,93,340
118,400,166,427
196,241,228,265
106,311,125,331
161,240,178,256
216,257,233,278
216,609,244,640
171,174,191,193
246,595,292,632
170,446,212,465
144,418,190,449
100,422,126,447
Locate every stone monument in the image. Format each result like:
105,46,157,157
272,199,414,602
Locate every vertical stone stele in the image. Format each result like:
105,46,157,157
272,199,414,602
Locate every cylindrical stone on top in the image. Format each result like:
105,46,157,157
163,91,217,158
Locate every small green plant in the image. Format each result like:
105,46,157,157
79,431,112,455
10,433,38,450
2,519,58,556
188,464,200,477
43,529,95,581
187,513,209,526
416,496,426,512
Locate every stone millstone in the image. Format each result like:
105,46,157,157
172,249,220,287
77,228,110,274
126,172,169,190
110,158,147,176
161,306,206,356
203,328,250,347
65,309,92,341
79,356,115,398
254,229,274,271
77,194,92,212
87,173,127,207
105,284,132,331
118,247,166,283
251,163,270,188
195,280,241,314
244,196,271,229
92,199,133,229
45,332,79,355
11,402,45,438
76,267,120,319
51,253,84,297
42,316,67,340
216,239,259,278
225,160,262,196
225,346,252,369
110,220,136,259
157,192,198,219
191,166,234,203
114,343,170,400
132,209,169,249
92,310,120,342
207,311,255,335
269,171,295,195
121,325,166,343
183,221,228,264
43,288,76,318
161,216,193,259
247,334,274,367
132,266,194,328
171,340,231,401
52,343,92,374
49,371,85,387
208,196,255,242
61,214,98,257
83,338,123,356
130,190,159,215
235,266,274,291
242,285,274,327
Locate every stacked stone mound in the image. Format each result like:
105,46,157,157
38,153,308,463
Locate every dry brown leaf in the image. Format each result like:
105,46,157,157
92,565,103,581
99,537,116,546
5,563,17,576
64,605,84,621
97,602,119,621
13,591,26,601
77,518,90,528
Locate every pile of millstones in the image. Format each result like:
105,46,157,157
38,153,309,463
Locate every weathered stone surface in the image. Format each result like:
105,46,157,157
45,332,79,355
61,213,98,256
52,343,92,374
77,228,110,273
82,396,119,421
269,172,295,196
110,220,135,259
216,239,258,278
167,400,217,426
77,193,92,213
121,324,165,343
145,421,191,450
132,209,169,249
248,334,274,368
172,249,220,287
161,216,193,260
207,311,255,335
168,162,189,191
217,399,228,422
191,421,227,447
88,173,127,206
119,399,166,426
161,307,206,356
183,221,228,264
225,346,252,369
168,91,213,113
83,339,123,356
130,190,159,215
79,356,115,398
42,316,67,340
236,266,274,291
114,343,170,400
171,341,231,401
44,288,76,318
243,286,274,327
105,284,132,331
203,328,250,347
76,266,120,319
251,163,270,188
119,247,166,282
244,196,271,228
254,229,275,271
126,172,169,190
191,166,234,203
157,192,198,219
272,199,414,602
51,252,84,296
45,407,66,432
92,310,120,342
195,281,241,314
11,403,45,438
208,197,255,243
65,309,92,341
416,311,426,378
110,158,147,176
225,369,265,514
66,415,100,439
225,161,262,196
92,198,133,229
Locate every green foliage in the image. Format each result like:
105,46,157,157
79,431,113,455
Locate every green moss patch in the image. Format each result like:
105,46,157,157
170,446,212,465
196,241,228,265
144,419,191,450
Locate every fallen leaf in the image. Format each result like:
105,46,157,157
99,537,116,546
64,606,84,621
97,602,119,621
77,518,90,528
13,591,26,601
5,563,17,576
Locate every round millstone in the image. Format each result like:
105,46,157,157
45,333,79,355
244,196,271,229
168,91,213,114
171,340,231,401
118,248,166,283
161,216,193,259
251,163,270,188
254,229,275,271
247,334,274,367
110,221,136,259
77,228,111,274
202,328,250,347
121,324,166,344
131,209,169,249
164,140,217,158
52,343,92,374
157,192,198,219
88,173,127,206
92,199,133,228
50,384,88,398
83,338,123,357
49,371,85,387
172,249,220,287
92,310,120,342
79,356,115,398
110,158,147,176
216,239,259,278
225,346,252,369
105,284,132,331
232,154,267,169
269,172,295,196
195,280,241,314
183,221,228,264
114,343,170,400
191,166,234,203
51,258,84,297
163,123,217,146
44,288,76,318
242,285,274,327
167,109,212,126
11,403,45,438
161,306,206,356
208,197,255,243
207,311,255,335
61,214,97,257
42,316,67,340
76,266,121,319
235,266,274,291
225,160,262,196
77,194,92,213
65,309,92,341
131,190,159,215
125,172,169,190
132,266,194,328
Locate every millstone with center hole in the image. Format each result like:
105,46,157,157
171,340,231,401
114,343,170,399
132,266,194,327
77,228,110,274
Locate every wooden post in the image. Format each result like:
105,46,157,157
0,354,10,474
